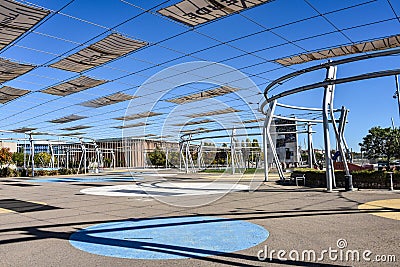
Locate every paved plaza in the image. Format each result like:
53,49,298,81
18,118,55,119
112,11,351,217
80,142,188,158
0,170,398,266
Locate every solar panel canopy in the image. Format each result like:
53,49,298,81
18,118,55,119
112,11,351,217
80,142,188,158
0,0,49,50
0,86,30,104
158,0,273,26
114,111,162,121
12,127,37,133
41,76,107,96
166,86,238,104
0,58,35,83
80,92,136,108
173,118,214,126
60,125,92,131
181,127,209,134
113,122,147,129
50,33,147,72
49,114,87,124
187,107,240,118
61,132,86,136
243,118,264,124
275,34,400,66
0,0,398,144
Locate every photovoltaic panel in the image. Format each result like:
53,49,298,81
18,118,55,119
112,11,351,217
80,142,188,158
60,125,92,131
12,127,37,133
49,114,87,124
114,111,163,121
187,107,240,118
158,0,273,27
61,132,86,136
0,0,49,50
80,92,136,108
173,119,214,126
180,127,210,134
242,118,264,124
50,33,147,72
113,122,147,129
166,85,238,104
0,58,35,83
146,135,173,139
275,34,400,66
41,76,107,96
0,86,30,104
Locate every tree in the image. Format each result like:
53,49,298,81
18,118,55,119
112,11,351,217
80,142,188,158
147,147,166,167
34,152,51,167
12,152,25,167
359,127,400,166
0,147,12,166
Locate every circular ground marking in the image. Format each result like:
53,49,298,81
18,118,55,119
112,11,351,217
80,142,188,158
69,216,269,259
358,199,400,220
80,182,249,197
29,176,142,183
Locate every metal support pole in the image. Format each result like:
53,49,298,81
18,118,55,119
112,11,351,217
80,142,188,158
57,138,60,169
29,133,34,177
395,75,400,122
307,123,313,168
322,65,337,192
165,147,169,169
263,100,277,181
330,107,352,190
49,143,54,169
179,141,182,171
66,149,69,169
197,142,202,170
84,147,87,174
185,141,189,174
94,141,100,173
338,107,351,162
231,128,236,175
23,134,26,169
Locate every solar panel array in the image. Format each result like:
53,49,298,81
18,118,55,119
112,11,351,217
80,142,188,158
0,0,399,142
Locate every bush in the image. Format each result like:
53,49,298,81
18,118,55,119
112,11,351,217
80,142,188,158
58,168,75,175
1,167,76,177
0,167,20,177
291,169,399,189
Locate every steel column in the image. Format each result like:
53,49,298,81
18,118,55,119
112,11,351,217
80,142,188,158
322,65,337,192
231,128,235,174
307,123,313,168
263,100,277,181
29,134,35,177
395,75,400,123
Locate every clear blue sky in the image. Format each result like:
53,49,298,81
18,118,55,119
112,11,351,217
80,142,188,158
0,0,399,151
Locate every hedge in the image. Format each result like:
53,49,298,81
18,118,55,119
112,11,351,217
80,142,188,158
291,169,399,189
0,167,77,177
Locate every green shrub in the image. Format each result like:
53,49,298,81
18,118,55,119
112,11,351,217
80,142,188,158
0,167,20,177
58,168,75,175
291,169,399,189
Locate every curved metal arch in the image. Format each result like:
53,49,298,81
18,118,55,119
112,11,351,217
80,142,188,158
276,102,341,112
265,68,400,104
263,47,400,102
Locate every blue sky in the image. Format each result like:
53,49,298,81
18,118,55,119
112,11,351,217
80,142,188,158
0,0,400,151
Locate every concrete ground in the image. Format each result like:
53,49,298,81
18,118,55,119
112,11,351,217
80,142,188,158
0,169,398,266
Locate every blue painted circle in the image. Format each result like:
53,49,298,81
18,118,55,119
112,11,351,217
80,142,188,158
30,176,142,183
69,216,269,259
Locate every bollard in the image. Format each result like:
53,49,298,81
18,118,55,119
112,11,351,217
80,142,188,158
345,174,353,191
